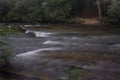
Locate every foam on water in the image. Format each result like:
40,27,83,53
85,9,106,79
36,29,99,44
16,47,61,57
43,40,80,46
43,40,62,45
34,32,52,37
25,30,53,37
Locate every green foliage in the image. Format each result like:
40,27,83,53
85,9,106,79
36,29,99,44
0,0,120,23
107,1,120,23
41,0,72,22
108,2,120,18
0,48,13,64
0,26,18,36
6,11,21,22
0,26,17,64
68,66,88,80
1,0,73,23
58,66,88,80
0,0,13,21
100,0,110,16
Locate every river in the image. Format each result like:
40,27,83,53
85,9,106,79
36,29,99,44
0,24,120,80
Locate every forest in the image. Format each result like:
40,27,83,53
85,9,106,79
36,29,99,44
0,0,120,24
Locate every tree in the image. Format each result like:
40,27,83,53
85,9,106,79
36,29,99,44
96,0,102,18
107,0,120,23
40,0,72,22
0,0,13,21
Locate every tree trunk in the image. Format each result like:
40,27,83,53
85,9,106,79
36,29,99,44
96,0,102,18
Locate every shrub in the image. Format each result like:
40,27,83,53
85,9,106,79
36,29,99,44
68,66,88,80
0,26,17,65
107,1,120,23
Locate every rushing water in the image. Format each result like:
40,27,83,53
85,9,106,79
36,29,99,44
0,25,120,80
